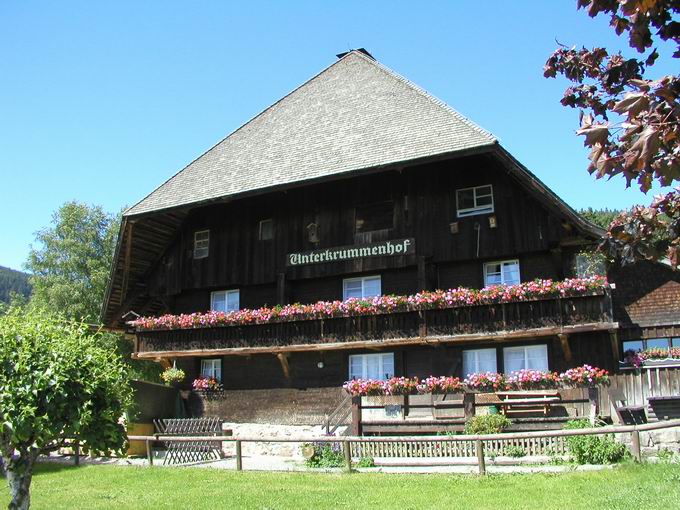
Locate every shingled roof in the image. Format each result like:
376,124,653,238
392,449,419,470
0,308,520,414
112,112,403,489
125,50,497,216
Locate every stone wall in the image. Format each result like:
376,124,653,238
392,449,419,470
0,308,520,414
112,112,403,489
187,386,346,425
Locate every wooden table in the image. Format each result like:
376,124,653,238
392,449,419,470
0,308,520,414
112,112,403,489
495,391,562,416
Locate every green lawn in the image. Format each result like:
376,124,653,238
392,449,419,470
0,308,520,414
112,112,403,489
2,462,679,509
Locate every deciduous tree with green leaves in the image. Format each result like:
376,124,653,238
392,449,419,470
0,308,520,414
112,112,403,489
25,201,119,323
0,307,132,510
545,0,680,267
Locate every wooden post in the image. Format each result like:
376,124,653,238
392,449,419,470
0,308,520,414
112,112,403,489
558,334,572,364
631,430,641,462
235,440,243,471
276,353,291,381
475,439,486,476
351,396,363,436
417,256,427,291
343,441,352,473
463,392,476,420
276,272,287,305
74,439,80,466
588,386,600,424
146,439,153,466
609,330,620,369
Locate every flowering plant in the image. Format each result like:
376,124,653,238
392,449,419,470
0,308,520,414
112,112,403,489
506,369,560,390
343,379,385,397
463,372,508,392
192,376,223,392
160,367,185,385
129,276,608,331
624,347,680,367
385,377,420,395
559,365,609,387
419,376,463,394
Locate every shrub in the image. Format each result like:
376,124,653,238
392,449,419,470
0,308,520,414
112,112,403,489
464,414,512,435
303,442,345,468
355,456,376,468
503,445,527,458
564,419,628,464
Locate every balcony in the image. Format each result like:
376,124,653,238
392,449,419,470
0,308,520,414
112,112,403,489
133,285,615,358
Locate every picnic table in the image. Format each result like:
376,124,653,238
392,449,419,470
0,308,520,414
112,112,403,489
495,391,562,416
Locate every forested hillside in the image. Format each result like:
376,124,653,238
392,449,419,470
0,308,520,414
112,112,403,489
0,265,31,303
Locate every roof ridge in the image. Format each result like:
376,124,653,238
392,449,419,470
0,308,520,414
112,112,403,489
349,50,496,143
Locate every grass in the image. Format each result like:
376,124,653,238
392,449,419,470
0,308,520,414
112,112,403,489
1,462,679,509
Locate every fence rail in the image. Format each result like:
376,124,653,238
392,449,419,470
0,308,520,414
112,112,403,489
128,418,680,475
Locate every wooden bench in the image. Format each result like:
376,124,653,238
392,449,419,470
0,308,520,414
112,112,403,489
609,388,647,425
495,391,562,416
648,396,680,420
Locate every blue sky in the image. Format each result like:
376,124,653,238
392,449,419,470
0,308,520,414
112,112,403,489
0,1,675,271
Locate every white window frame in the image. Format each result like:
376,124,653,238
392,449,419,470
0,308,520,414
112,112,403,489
258,218,273,241
210,289,240,313
462,348,498,377
343,275,382,301
503,344,549,373
201,358,222,382
484,259,520,286
348,352,394,380
193,230,210,259
456,185,494,218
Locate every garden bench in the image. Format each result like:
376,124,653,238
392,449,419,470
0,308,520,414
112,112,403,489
608,388,647,425
154,417,226,465
648,396,680,420
495,391,561,416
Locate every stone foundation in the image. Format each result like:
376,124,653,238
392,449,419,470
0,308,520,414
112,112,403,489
188,386,346,426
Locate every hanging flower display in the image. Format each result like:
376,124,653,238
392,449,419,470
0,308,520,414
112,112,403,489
129,276,608,331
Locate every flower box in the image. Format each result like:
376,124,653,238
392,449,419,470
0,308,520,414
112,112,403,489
362,395,405,420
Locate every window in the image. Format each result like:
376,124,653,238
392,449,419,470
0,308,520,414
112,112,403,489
355,201,394,233
623,337,677,354
201,359,222,382
343,275,381,300
456,185,494,217
503,344,549,373
463,348,497,376
211,290,240,313
193,230,210,259
484,260,520,286
259,219,273,241
349,353,394,380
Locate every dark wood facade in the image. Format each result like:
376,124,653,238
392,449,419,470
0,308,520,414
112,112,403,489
144,152,591,314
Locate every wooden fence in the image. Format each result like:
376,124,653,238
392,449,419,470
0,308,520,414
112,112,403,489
128,418,680,475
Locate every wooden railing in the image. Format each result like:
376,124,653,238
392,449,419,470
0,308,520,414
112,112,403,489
135,292,612,355
128,418,680,474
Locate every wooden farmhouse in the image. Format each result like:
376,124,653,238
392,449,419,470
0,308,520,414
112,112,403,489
103,49,680,428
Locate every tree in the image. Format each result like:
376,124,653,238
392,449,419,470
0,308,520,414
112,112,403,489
0,267,31,305
578,207,623,229
0,307,132,510
25,201,162,382
544,0,680,267
25,201,119,323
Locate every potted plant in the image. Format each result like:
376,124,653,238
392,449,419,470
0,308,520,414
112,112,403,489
192,376,224,399
160,366,186,387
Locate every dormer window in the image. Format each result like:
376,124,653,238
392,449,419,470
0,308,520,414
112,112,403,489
193,230,210,259
456,185,494,217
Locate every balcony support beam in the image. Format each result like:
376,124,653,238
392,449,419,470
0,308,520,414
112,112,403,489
557,333,572,364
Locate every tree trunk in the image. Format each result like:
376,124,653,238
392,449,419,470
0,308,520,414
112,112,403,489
4,449,38,510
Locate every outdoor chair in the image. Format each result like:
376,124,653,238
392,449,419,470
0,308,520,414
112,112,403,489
608,388,647,425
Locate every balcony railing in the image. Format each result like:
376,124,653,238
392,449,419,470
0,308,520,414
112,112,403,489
134,292,613,356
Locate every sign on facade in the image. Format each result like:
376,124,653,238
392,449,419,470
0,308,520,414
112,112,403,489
286,238,415,267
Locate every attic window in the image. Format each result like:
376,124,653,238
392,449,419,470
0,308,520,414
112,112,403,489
456,185,494,217
193,230,210,259
259,219,273,241
355,201,394,233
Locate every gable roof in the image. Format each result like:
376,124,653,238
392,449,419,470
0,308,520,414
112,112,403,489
125,50,497,216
